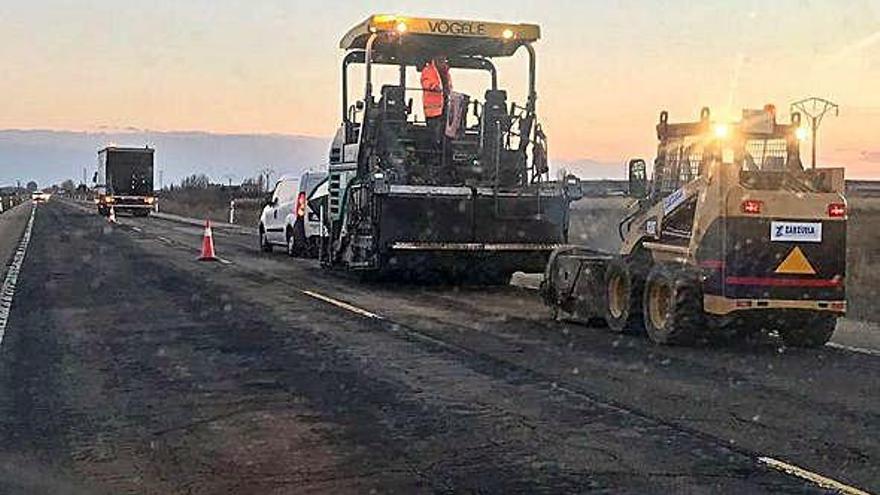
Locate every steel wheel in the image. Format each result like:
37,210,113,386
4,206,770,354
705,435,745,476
607,271,628,320
780,313,837,348
647,281,672,332
603,258,643,333
642,263,703,345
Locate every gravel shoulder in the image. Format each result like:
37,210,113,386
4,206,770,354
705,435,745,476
0,202,33,281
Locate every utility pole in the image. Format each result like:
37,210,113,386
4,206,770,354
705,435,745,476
260,167,276,193
158,170,164,190
790,97,839,170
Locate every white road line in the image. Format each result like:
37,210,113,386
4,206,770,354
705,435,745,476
827,342,880,357
301,290,383,320
217,257,232,265
0,206,37,344
758,457,872,495
130,226,143,233
157,236,173,244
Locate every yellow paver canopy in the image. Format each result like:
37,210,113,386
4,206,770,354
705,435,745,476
340,15,540,58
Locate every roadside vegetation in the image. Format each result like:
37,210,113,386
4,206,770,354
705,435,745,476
158,174,266,227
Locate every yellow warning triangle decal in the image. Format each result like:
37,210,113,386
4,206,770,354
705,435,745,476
775,247,816,275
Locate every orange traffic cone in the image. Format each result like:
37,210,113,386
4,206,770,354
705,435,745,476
198,219,219,261
108,206,117,224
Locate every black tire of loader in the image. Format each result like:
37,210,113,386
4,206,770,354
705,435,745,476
643,264,704,345
604,259,642,333
780,313,837,348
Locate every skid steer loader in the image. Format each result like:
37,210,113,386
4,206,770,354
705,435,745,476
541,106,847,347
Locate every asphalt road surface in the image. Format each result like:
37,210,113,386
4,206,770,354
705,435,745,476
0,200,876,494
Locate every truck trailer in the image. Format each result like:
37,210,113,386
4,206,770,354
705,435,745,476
94,146,156,217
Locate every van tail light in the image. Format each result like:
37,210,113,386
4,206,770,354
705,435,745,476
741,199,763,215
827,203,846,218
296,192,307,218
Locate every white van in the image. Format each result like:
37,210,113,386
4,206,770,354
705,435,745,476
258,171,328,257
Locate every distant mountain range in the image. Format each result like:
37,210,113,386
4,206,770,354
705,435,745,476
0,129,329,189
0,129,623,188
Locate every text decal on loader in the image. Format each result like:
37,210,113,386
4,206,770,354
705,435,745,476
771,221,822,243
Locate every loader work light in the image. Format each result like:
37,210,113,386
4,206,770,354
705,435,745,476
714,124,729,139
796,127,809,141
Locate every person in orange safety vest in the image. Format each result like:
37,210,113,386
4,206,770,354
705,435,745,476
420,57,452,150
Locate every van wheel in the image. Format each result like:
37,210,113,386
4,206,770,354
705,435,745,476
643,264,704,345
780,314,837,348
604,259,642,333
259,227,273,253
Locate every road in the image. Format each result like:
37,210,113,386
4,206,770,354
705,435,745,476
0,200,876,494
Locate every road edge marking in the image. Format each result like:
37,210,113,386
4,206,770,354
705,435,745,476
301,290,383,320
758,457,872,495
0,206,37,343
826,342,880,357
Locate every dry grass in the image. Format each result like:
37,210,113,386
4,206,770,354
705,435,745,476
158,188,264,228
847,201,880,322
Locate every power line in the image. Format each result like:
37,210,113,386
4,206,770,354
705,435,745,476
790,97,839,170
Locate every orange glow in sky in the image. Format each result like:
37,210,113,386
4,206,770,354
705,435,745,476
1,0,878,177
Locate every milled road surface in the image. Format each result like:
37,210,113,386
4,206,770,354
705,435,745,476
0,200,876,494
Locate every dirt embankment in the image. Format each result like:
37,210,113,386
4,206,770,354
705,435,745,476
569,196,880,324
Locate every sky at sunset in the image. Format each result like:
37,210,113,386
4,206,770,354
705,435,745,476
1,0,878,177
